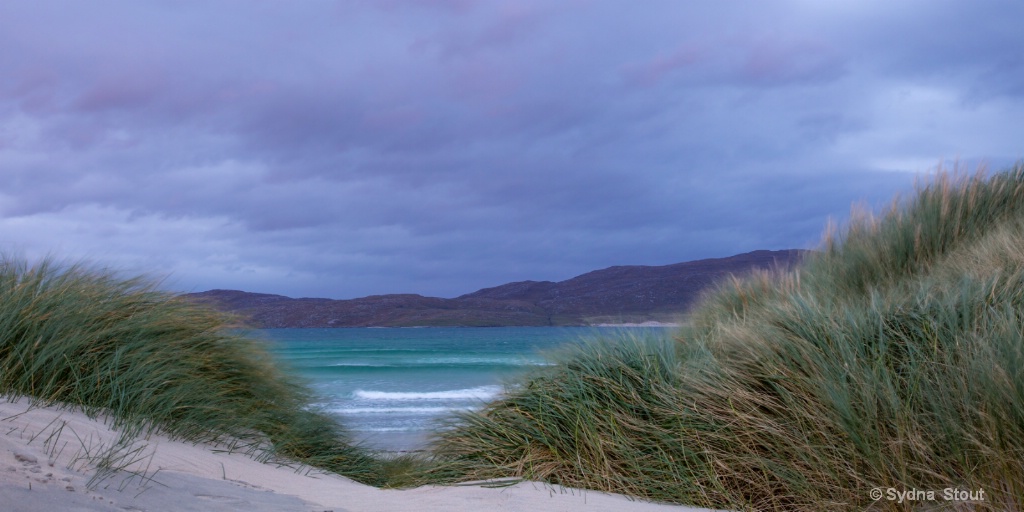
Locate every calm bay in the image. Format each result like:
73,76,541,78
258,326,674,451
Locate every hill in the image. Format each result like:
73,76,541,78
186,249,805,327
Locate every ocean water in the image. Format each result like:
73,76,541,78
257,327,673,451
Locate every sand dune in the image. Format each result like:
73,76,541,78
0,396,719,512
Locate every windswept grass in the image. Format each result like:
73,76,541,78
430,165,1024,510
0,257,384,484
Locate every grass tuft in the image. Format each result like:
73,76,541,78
430,164,1024,510
0,257,383,484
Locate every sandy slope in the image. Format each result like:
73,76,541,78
0,397,720,512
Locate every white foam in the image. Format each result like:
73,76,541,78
333,406,475,414
413,357,543,365
352,385,502,401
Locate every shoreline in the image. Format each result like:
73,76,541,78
262,324,683,329
0,396,722,512
589,322,681,328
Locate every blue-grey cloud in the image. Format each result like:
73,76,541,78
0,0,1021,299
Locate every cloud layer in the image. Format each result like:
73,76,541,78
1,0,1022,298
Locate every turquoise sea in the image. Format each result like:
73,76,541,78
258,327,674,451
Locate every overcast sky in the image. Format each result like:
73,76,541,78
1,1,1022,299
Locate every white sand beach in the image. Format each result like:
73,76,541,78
0,396,720,512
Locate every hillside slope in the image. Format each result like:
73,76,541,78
188,249,804,327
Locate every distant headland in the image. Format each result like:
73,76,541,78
187,249,806,327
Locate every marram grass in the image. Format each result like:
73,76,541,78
429,165,1024,511
5,164,1024,505
0,257,386,485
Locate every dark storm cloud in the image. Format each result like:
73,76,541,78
1,0,1022,298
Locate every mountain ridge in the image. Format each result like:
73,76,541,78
187,249,806,327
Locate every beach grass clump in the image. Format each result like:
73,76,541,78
430,164,1024,510
427,332,714,499
0,258,382,484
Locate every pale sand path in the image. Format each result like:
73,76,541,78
0,397,722,512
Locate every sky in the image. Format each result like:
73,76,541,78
1,1,1022,299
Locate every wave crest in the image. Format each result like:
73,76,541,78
352,385,502,401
